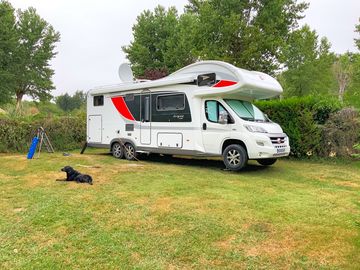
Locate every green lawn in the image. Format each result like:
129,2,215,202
0,150,359,269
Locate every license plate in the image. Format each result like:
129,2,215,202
277,148,286,153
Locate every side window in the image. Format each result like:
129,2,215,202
157,94,185,111
94,95,104,106
205,100,233,124
151,92,192,122
206,101,218,122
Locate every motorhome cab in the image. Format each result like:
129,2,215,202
86,61,290,171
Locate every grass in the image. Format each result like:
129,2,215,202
0,149,359,269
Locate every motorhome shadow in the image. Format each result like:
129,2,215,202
85,61,290,171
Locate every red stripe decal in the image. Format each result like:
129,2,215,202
111,97,135,121
213,80,237,88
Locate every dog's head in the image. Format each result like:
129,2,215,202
61,166,74,173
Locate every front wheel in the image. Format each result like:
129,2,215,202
124,143,137,161
223,144,248,171
257,158,277,166
111,142,124,159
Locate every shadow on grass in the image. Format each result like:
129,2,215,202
87,151,270,173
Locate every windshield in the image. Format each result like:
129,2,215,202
224,99,269,122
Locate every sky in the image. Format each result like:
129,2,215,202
8,0,360,98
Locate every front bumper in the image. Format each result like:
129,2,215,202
246,133,290,159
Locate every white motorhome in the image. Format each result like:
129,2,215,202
86,61,290,171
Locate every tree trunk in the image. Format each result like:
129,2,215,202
338,91,344,102
338,81,346,102
15,92,24,113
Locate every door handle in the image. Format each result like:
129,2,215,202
202,123,207,130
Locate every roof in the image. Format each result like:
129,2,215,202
89,61,283,99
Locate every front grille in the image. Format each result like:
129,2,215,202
270,137,285,144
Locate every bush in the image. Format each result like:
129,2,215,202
319,108,360,157
0,116,86,153
256,96,343,157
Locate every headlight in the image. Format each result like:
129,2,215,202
244,125,268,133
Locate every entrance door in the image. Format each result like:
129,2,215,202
88,115,102,143
201,100,232,154
140,90,151,144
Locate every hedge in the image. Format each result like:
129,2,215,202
0,116,86,153
256,96,359,157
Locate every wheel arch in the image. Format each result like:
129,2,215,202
110,138,137,152
222,139,248,156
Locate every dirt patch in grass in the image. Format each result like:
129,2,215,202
24,171,66,188
244,230,298,258
215,235,237,251
305,230,357,266
131,252,141,263
0,173,11,180
304,166,360,185
150,197,173,213
334,181,360,188
13,208,25,213
242,226,354,267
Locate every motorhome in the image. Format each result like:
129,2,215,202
86,61,290,171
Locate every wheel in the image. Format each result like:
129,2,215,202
124,143,137,160
223,144,248,171
257,158,277,166
111,142,124,159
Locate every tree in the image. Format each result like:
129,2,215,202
162,12,198,72
72,90,86,108
280,25,336,97
55,93,72,112
355,18,360,50
185,0,308,74
0,1,17,104
344,53,360,108
55,91,86,112
124,1,308,77
332,53,354,102
13,7,60,111
122,6,180,77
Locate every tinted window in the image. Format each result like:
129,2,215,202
152,92,191,122
94,95,104,106
205,100,233,124
157,94,185,111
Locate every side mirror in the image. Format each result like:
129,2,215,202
219,111,229,125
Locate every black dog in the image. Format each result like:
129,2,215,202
61,166,93,185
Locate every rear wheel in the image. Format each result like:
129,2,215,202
124,143,137,161
257,158,277,166
111,142,124,159
223,144,248,171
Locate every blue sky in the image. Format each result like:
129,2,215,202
9,0,360,97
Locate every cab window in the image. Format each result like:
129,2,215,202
205,100,233,123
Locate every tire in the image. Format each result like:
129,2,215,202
111,142,124,159
223,144,248,171
124,143,137,161
257,158,277,166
